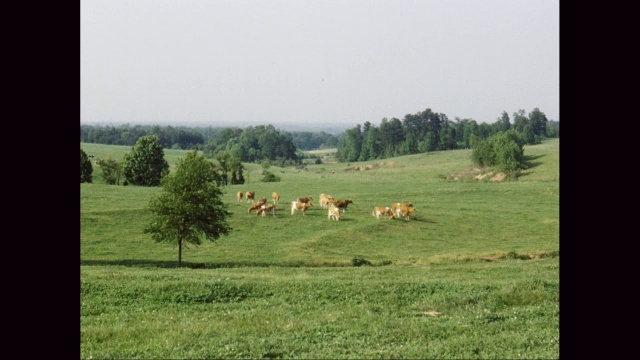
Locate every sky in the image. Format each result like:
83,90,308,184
81,0,559,129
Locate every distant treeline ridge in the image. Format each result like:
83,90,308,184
80,124,339,163
81,107,558,164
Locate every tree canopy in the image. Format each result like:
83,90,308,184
471,130,525,172
144,151,231,267
80,148,93,183
336,106,557,163
123,135,170,186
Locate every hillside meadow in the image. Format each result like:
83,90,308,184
81,139,559,359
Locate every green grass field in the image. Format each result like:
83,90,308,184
81,139,559,359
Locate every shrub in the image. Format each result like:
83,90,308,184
260,171,281,182
352,256,372,267
95,157,122,185
80,149,93,183
471,130,525,172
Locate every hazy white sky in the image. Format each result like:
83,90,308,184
81,0,559,128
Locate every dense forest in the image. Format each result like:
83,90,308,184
336,107,558,162
81,107,558,164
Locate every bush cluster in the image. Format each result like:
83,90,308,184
80,149,93,183
260,171,281,182
471,130,525,172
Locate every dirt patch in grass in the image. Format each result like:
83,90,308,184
345,161,395,171
444,167,509,183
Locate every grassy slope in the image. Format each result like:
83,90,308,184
81,140,558,266
81,139,559,359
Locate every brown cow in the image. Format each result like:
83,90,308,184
272,192,281,204
291,201,313,216
319,193,335,209
397,204,417,221
248,197,267,214
391,202,413,218
236,191,243,202
256,204,276,217
296,196,313,204
246,191,256,203
372,206,395,220
329,199,353,212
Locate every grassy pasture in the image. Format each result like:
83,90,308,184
81,139,559,359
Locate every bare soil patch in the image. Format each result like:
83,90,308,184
446,168,508,183
345,161,396,171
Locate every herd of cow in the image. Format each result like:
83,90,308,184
236,191,417,221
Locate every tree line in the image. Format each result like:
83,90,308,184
336,107,558,163
81,124,339,163
81,106,558,171
81,134,252,187
80,124,205,150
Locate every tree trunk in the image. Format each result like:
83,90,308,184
178,237,182,267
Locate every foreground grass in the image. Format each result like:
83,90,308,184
81,138,559,359
81,260,558,359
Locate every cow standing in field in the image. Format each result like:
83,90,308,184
237,191,243,202
272,192,281,204
329,199,353,213
256,204,276,217
296,196,313,204
328,205,341,221
397,204,417,221
391,202,413,218
291,201,313,216
246,191,256,203
319,194,335,209
372,206,395,220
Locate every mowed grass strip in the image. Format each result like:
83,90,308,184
81,138,559,359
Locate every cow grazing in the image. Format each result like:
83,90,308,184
319,193,335,209
296,196,313,204
391,202,414,218
246,191,256,203
372,206,395,220
256,204,276,217
247,203,262,214
236,191,243,202
247,197,267,214
328,205,341,221
397,204,417,221
272,192,281,204
329,199,353,212
291,201,313,216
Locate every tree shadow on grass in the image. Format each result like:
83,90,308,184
394,217,436,224
515,154,546,180
80,259,391,269
523,154,544,170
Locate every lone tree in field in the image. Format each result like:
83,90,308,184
80,148,93,183
145,151,231,267
123,135,169,186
